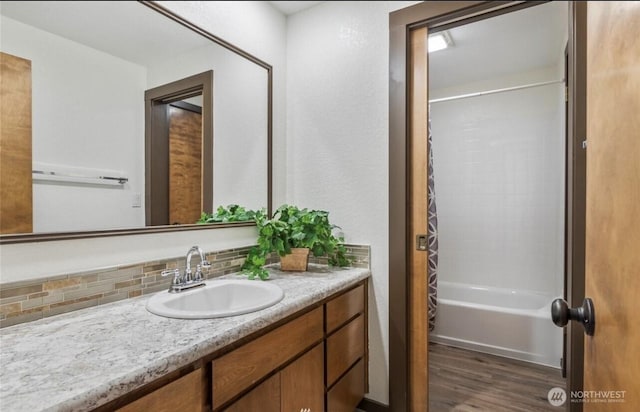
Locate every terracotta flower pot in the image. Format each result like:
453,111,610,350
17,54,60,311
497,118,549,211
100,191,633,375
279,248,310,272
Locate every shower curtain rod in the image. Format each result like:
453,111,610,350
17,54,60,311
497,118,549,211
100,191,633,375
428,79,565,104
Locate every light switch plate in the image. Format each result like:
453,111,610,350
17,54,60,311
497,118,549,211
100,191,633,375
132,193,142,208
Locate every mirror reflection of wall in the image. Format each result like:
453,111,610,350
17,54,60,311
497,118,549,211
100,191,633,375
0,1,269,235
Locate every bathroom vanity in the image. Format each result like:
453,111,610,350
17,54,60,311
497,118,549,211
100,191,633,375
0,266,369,412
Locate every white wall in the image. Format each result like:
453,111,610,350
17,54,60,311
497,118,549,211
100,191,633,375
0,2,286,283
430,68,565,296
286,1,418,404
1,16,146,232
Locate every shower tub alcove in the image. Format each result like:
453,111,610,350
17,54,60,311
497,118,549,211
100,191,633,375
430,281,562,368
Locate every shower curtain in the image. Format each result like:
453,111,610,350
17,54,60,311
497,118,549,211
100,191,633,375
427,114,439,332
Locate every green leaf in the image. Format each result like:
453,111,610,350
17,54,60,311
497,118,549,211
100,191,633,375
274,238,285,254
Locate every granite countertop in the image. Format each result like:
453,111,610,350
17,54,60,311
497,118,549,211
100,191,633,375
0,265,370,412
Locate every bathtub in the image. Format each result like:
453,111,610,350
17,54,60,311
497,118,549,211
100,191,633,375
430,281,563,368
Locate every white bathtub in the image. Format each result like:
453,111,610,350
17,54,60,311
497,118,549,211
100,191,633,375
430,281,563,368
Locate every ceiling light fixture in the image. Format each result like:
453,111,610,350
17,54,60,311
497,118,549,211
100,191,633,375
428,31,453,53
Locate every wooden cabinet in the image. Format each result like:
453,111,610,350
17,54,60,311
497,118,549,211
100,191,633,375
223,373,280,412
212,307,323,409
327,359,365,412
281,343,325,412
116,369,204,412
113,280,367,412
326,284,365,333
218,283,367,412
325,284,366,412
327,314,365,385
223,343,325,412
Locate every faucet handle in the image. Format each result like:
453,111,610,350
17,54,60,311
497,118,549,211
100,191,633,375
194,264,204,282
161,268,181,285
160,268,178,277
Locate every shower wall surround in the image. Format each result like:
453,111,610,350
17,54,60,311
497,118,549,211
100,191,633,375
430,68,565,296
0,245,369,328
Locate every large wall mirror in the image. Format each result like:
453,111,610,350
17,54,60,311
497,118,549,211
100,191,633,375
0,1,271,243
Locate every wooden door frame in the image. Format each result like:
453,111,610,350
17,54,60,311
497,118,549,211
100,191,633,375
388,2,587,411
145,70,213,226
565,4,587,410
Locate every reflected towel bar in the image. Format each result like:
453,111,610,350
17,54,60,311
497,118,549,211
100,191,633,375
32,170,128,185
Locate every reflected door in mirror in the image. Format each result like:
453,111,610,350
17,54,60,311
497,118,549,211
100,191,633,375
169,101,202,225
0,52,32,234
145,71,213,226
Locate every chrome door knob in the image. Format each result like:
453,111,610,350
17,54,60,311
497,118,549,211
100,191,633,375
551,298,595,336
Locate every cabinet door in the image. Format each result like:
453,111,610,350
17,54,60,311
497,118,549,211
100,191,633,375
224,373,280,412
117,369,204,412
281,343,325,412
327,359,365,412
213,307,323,409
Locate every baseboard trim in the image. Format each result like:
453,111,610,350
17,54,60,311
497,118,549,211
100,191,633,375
358,397,390,412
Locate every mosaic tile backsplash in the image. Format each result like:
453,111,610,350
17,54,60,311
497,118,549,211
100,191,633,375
0,244,369,328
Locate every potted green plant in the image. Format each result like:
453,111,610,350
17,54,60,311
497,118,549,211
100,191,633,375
242,204,351,280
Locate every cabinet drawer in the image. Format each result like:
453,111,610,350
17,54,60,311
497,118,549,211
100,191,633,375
326,284,364,334
327,358,365,412
212,306,323,409
326,314,364,386
117,369,203,412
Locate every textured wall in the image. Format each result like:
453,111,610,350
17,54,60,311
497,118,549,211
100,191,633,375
286,1,418,404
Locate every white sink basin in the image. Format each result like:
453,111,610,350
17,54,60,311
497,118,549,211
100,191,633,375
146,280,284,319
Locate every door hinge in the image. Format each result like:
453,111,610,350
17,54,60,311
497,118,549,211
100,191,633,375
582,140,587,149
416,234,428,251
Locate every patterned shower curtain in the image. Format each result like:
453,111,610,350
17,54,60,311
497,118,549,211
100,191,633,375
427,114,439,332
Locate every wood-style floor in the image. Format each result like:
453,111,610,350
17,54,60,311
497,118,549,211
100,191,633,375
429,343,565,411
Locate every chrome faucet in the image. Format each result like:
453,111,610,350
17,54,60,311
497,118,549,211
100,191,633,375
161,246,211,293
185,246,208,282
